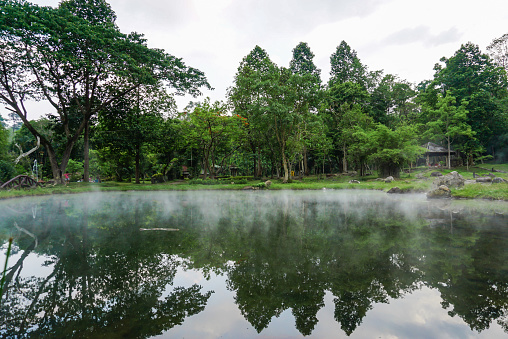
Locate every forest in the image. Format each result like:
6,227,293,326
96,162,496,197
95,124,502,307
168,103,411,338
1,0,508,184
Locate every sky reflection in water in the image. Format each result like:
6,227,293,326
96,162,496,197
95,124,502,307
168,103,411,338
1,190,507,338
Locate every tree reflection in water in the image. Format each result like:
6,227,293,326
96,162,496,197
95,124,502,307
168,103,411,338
0,191,507,337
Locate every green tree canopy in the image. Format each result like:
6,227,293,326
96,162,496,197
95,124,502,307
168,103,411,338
422,43,508,157
329,41,367,88
0,0,211,183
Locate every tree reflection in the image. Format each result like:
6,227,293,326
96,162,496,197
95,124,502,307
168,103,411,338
1,192,507,337
0,195,213,338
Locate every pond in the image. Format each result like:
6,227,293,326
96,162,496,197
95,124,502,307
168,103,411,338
1,190,508,338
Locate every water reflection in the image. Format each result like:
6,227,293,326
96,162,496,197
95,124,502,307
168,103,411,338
0,191,507,338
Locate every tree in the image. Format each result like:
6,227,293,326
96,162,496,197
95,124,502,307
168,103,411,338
329,41,366,88
423,92,474,168
361,124,425,178
0,0,210,183
94,85,168,183
180,99,243,179
487,33,508,72
228,46,275,178
423,43,508,157
289,42,323,175
370,74,417,126
324,82,371,174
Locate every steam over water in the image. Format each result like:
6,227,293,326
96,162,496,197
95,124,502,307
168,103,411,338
1,190,507,338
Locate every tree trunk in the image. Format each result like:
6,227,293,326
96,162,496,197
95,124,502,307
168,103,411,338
342,144,347,173
83,121,90,183
282,153,289,183
135,145,141,184
303,146,309,176
447,137,451,169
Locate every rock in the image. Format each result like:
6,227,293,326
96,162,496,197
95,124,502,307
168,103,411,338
492,177,507,184
384,176,394,183
243,186,254,190
431,172,443,177
427,185,451,199
265,180,272,188
349,180,360,184
476,177,492,183
432,171,465,189
349,171,358,176
387,187,403,194
416,173,425,179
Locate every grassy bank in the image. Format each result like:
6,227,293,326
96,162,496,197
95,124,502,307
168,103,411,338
1,166,507,201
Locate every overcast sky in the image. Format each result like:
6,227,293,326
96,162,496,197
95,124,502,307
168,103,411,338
7,0,508,119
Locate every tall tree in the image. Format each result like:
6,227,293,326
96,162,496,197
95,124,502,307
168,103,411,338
423,92,474,168
487,33,508,72
324,82,370,173
370,74,417,126
228,46,274,178
422,43,508,157
180,99,243,179
329,41,366,88
289,42,322,175
94,85,169,183
0,0,210,183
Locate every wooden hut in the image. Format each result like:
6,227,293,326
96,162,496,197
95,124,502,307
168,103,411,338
420,142,456,167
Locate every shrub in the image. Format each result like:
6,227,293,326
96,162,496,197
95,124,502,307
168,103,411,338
0,160,15,182
189,178,222,185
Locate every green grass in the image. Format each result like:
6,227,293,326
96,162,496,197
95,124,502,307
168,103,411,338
1,168,507,201
452,183,508,200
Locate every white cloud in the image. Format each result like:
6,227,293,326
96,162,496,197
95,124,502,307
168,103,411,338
3,0,508,120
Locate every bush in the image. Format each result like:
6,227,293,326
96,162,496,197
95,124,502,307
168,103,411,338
0,160,15,182
252,182,267,189
151,173,164,184
189,178,222,185
231,179,248,184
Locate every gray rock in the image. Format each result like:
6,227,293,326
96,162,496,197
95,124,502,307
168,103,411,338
349,180,360,184
432,171,465,189
427,185,451,199
476,177,492,183
387,187,403,194
265,180,272,188
492,177,507,184
431,172,443,177
385,176,394,183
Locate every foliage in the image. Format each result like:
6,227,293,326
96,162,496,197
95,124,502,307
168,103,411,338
180,99,243,179
421,43,508,157
329,40,367,87
0,0,210,182
360,124,425,178
422,92,474,168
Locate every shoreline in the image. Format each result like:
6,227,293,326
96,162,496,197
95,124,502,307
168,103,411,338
1,181,507,202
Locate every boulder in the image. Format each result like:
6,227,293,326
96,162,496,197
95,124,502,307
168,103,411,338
432,171,465,189
492,177,507,184
384,176,394,183
387,187,403,194
431,172,443,177
476,177,492,183
427,185,451,199
265,180,272,188
349,180,360,184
